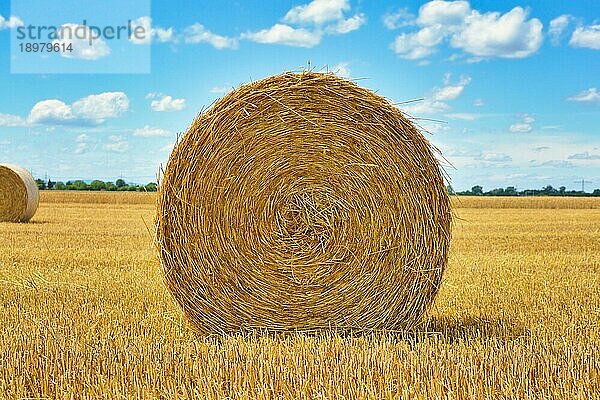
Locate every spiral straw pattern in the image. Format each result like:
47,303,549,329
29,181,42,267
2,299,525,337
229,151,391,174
156,72,451,334
0,164,39,223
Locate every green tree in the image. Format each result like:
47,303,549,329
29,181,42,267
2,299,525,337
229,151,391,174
54,181,66,190
505,186,518,196
116,178,126,188
145,182,158,192
89,180,107,191
471,185,483,196
35,179,46,190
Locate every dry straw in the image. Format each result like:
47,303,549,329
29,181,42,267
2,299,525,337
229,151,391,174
156,72,451,334
0,163,39,223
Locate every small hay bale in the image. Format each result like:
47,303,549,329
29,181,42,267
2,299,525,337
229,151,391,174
156,72,451,334
0,163,39,223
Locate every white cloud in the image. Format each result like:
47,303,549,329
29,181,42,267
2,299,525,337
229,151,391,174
509,114,535,133
569,25,600,49
74,134,91,154
433,75,471,100
568,88,600,103
150,95,186,112
242,24,321,47
104,135,130,153
549,14,573,46
52,24,111,60
473,98,484,107
391,2,543,61
76,134,90,142
154,27,175,43
71,92,129,123
400,73,470,115
401,99,449,115
209,86,230,94
382,9,415,30
129,16,152,44
0,14,24,29
28,100,74,125
0,113,26,127
417,0,470,26
568,151,600,160
326,14,366,34
184,23,238,49
283,0,349,25
450,7,543,58
133,125,173,137
24,92,129,126
479,152,512,162
391,25,445,59
245,0,363,47
332,62,350,78
445,112,478,121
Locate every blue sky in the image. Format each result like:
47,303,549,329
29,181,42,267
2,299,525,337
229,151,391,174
0,0,598,191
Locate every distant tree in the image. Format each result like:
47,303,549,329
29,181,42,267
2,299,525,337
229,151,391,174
67,180,88,190
35,179,46,190
116,178,126,188
89,180,107,191
593,189,600,197
488,188,505,196
504,186,518,196
542,185,557,195
46,179,55,190
471,185,483,196
559,186,566,195
105,182,117,191
446,185,455,195
145,182,158,192
54,182,66,190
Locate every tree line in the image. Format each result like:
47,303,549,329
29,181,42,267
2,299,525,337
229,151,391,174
449,185,600,197
35,179,157,192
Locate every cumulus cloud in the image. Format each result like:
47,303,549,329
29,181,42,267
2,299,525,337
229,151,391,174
133,125,173,137
473,98,484,106
209,86,230,94
569,24,600,49
402,73,470,115
326,14,366,34
568,151,600,160
244,0,364,47
149,94,186,112
549,14,573,45
568,88,600,102
0,113,27,127
390,1,543,61
52,24,111,60
71,92,129,123
509,114,535,133
184,23,238,49
383,9,415,30
104,135,130,153
0,92,129,127
283,0,349,25
433,74,471,100
242,24,321,47
0,14,24,29
331,62,351,78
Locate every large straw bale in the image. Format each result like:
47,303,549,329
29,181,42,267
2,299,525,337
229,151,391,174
156,72,451,334
0,163,39,223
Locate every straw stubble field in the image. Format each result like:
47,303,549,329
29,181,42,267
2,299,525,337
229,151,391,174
0,192,598,398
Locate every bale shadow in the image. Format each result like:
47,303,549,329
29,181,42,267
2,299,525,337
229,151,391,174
423,315,529,343
190,315,529,344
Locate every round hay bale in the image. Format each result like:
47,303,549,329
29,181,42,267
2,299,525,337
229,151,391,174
156,72,451,334
0,163,39,223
